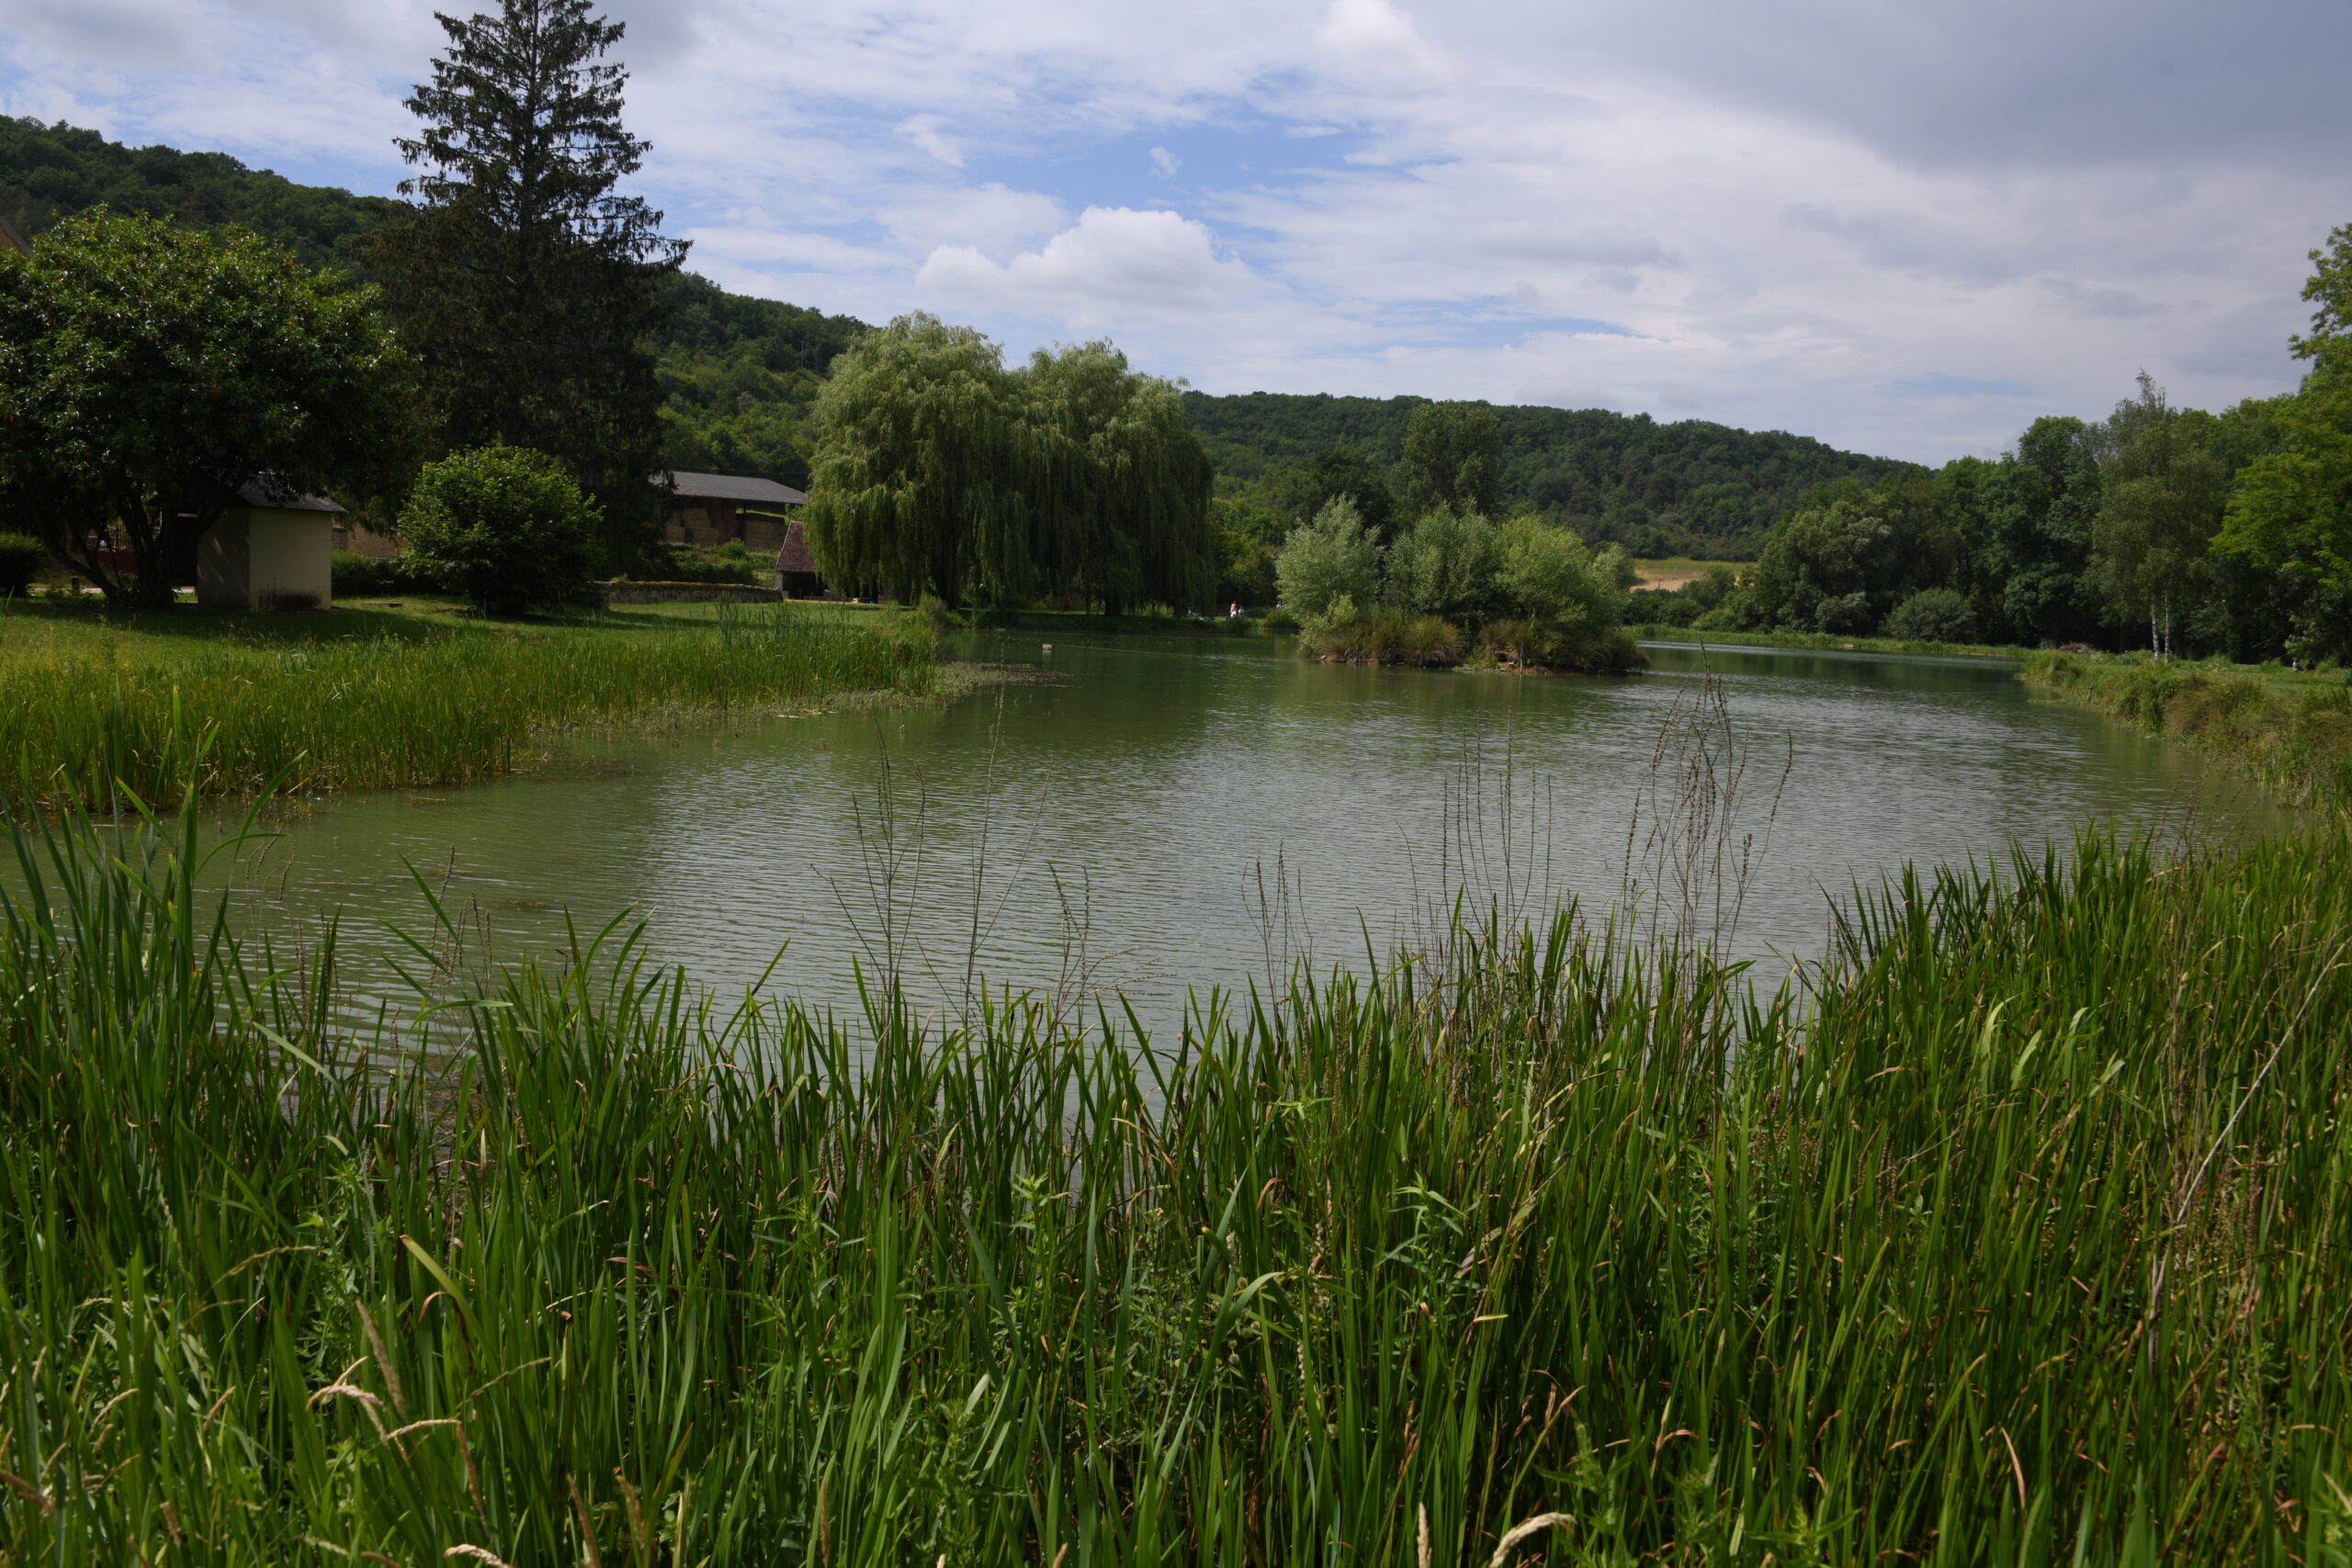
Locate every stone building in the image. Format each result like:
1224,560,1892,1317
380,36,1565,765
660,471,808,551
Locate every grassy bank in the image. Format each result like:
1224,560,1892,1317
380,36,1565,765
0,597,936,807
5,790,2350,1563
1631,623,2035,660
2025,650,2352,810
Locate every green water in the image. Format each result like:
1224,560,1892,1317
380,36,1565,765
226,636,2262,1029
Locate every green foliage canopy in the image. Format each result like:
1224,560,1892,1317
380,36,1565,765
801,313,1032,606
1397,401,1505,520
0,115,394,267
399,445,603,615
1026,342,1216,615
1495,517,1634,630
2211,226,2352,664
1184,390,1904,559
1880,586,1979,644
1387,505,1498,619
653,272,869,489
1266,447,1397,541
0,210,415,608
2090,374,2231,657
1274,497,1384,620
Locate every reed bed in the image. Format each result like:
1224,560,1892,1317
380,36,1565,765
0,603,935,808
2027,650,2352,810
1,794,2349,1564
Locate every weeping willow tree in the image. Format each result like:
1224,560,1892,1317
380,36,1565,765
1024,341,1215,615
806,319,1211,610
802,313,1056,605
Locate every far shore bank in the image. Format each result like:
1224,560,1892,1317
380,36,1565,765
2025,649,2352,810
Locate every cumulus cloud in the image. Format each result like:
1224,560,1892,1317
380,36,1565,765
918,207,1257,318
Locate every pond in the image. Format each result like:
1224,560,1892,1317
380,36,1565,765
226,636,2264,1032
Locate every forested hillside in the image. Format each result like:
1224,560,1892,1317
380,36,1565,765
0,117,395,267
0,117,865,487
3,116,1903,536
1186,391,1906,558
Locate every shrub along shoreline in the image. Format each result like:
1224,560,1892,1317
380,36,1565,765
2026,649,2352,809
0,597,937,809
3,789,2348,1562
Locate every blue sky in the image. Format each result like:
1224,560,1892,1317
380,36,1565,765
6,0,2349,462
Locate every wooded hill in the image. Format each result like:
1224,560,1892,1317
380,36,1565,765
3,116,1903,547
1185,392,1907,558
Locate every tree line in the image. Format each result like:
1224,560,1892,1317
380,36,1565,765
1189,391,1905,572
1640,236,2352,664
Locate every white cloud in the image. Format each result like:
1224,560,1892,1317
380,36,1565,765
1149,146,1179,179
895,113,965,169
918,207,1257,319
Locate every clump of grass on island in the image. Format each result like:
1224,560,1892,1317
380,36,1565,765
5,782,2350,1562
0,598,935,807
2028,648,2352,808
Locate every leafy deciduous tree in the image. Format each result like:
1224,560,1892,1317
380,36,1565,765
2211,228,2352,664
1397,401,1504,520
1268,447,1397,542
0,210,414,608
399,444,602,616
1494,516,1633,630
1387,505,1498,619
2091,374,2229,659
1274,496,1383,620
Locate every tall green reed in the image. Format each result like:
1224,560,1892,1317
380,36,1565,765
1,786,2348,1564
0,609,935,810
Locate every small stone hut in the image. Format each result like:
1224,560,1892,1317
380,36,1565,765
197,484,341,611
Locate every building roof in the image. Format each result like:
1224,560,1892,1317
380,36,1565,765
237,479,344,514
776,520,819,575
658,470,808,506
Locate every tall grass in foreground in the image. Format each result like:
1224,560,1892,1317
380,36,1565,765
0,604,934,808
3,797,2351,1564
2028,649,2352,809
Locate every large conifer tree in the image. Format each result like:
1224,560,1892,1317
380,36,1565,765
375,0,684,565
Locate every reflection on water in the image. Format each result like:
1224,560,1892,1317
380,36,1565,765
220,635,2265,1032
